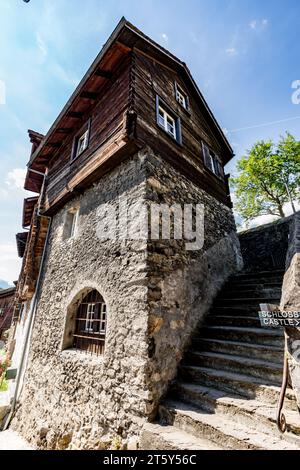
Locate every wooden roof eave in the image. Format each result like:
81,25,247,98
22,196,39,228
24,168,44,194
16,232,29,258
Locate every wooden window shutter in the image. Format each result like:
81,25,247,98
215,156,225,180
202,142,213,171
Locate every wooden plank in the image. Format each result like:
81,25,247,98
66,111,84,119
94,68,112,78
80,91,99,100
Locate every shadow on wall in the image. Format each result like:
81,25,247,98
238,214,298,273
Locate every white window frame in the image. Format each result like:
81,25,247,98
158,106,177,139
176,86,188,110
99,302,107,334
76,129,89,158
85,303,95,333
72,119,91,161
156,97,182,144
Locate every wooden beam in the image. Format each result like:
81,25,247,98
57,128,73,134
67,111,84,119
80,91,99,100
94,68,112,79
116,41,132,53
46,142,62,148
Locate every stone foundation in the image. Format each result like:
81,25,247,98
12,148,241,449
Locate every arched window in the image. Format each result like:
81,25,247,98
73,290,107,355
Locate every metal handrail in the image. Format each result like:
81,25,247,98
277,332,289,433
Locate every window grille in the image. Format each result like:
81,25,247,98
73,290,106,356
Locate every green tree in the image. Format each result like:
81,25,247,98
231,133,300,224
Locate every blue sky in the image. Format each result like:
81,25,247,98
0,0,299,285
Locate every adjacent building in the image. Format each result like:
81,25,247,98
0,287,16,344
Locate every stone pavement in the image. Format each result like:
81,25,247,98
0,430,34,450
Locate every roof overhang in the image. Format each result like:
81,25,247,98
24,168,45,193
22,196,39,228
16,232,29,258
0,287,16,298
27,17,233,174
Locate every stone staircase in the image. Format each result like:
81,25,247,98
141,269,300,450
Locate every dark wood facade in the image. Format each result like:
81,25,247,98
132,49,231,205
23,18,233,217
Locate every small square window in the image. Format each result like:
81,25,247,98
156,97,181,143
76,130,89,157
175,84,189,110
72,120,91,161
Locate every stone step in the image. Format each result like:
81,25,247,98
215,297,281,307
211,306,267,317
220,288,282,300
193,337,284,363
178,366,298,411
231,270,284,281
172,383,300,442
200,325,284,347
140,422,222,450
159,400,300,450
184,351,282,383
229,279,283,289
224,280,282,289
206,315,263,328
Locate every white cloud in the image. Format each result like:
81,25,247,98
50,62,80,88
0,188,9,200
226,47,238,56
36,32,47,63
6,168,26,190
0,243,21,284
249,19,269,30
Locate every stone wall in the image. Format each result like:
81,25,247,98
280,212,300,408
12,153,150,450
238,216,293,273
143,149,242,407
12,147,241,449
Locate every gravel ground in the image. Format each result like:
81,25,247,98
0,430,35,450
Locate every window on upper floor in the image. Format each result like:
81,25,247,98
72,119,91,161
156,96,182,144
76,130,89,157
175,83,189,111
0,307,4,317
202,142,224,180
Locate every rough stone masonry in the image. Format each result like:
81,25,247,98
12,148,242,449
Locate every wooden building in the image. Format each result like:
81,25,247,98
11,19,243,449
